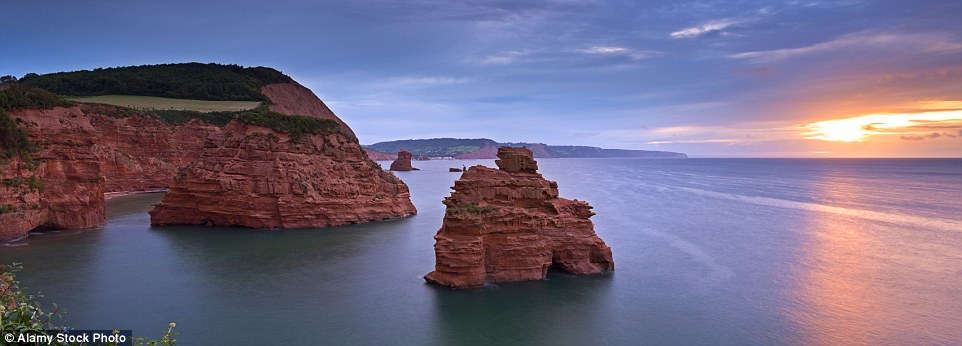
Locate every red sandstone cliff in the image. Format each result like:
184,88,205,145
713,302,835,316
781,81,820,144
0,159,48,242
425,147,614,288
149,83,416,228
389,150,419,171
1,104,221,242
1,81,415,241
364,148,397,161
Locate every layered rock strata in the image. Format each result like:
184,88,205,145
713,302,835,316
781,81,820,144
364,148,396,161
389,150,419,171
149,84,416,228
1,81,416,241
1,104,219,241
424,147,614,288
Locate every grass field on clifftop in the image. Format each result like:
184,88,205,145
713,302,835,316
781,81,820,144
68,95,261,112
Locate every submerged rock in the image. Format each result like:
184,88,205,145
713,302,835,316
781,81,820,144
425,147,614,288
389,150,419,171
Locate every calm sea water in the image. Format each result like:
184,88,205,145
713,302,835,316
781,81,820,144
3,158,962,345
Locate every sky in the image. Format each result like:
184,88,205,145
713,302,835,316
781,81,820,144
2,0,961,157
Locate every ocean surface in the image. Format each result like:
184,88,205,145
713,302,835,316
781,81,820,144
2,158,961,345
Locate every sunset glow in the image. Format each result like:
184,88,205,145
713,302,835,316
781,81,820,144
804,109,962,142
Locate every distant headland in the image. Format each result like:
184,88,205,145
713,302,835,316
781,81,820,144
364,138,687,159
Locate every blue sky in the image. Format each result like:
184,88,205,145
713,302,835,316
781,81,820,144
3,0,961,156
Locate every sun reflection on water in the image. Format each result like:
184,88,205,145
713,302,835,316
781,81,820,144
787,174,962,345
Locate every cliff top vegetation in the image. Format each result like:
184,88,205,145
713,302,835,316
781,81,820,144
18,63,293,102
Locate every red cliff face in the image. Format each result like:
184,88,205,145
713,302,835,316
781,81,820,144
148,121,415,228
149,83,416,228
0,159,48,242
1,106,107,240
1,104,221,241
364,148,397,161
389,150,419,171
1,81,413,241
84,105,221,193
425,147,614,288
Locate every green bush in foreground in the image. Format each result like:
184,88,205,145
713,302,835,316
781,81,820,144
1,263,177,345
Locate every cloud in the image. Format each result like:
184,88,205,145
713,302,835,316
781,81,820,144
646,139,738,144
900,133,941,141
670,19,741,39
731,31,962,63
579,46,627,54
477,45,657,67
480,50,530,65
601,121,803,146
378,76,471,87
576,46,656,60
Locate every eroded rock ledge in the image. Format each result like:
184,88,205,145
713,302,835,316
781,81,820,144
425,147,614,288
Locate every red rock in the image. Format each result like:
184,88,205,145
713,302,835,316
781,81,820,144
2,81,415,239
424,147,614,288
0,159,48,242
149,83,416,228
364,148,397,161
0,103,228,241
389,150,419,171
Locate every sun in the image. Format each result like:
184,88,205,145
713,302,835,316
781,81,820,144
804,109,962,142
805,118,871,142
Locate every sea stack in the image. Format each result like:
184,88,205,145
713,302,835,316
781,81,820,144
424,147,614,288
148,83,417,228
389,150,419,171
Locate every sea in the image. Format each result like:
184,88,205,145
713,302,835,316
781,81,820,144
2,158,961,345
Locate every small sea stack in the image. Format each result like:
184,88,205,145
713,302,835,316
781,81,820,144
425,147,614,288
389,150,419,171
448,167,462,172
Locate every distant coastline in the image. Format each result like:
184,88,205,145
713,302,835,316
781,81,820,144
364,138,687,159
